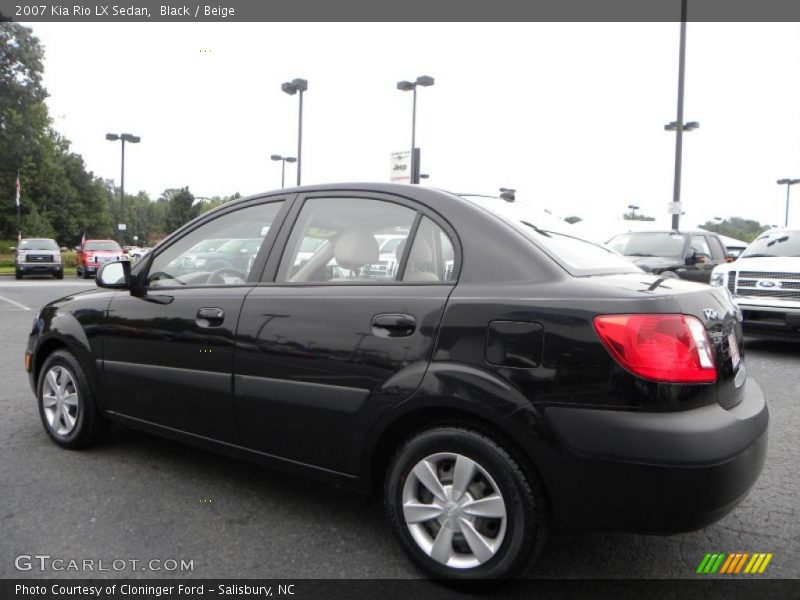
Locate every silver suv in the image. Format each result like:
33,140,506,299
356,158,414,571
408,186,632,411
13,238,63,280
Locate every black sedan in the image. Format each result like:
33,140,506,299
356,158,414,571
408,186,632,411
25,184,767,583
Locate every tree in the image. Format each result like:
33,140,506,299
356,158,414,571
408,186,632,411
197,192,241,214
163,187,200,233
0,23,115,244
698,217,768,243
0,22,50,236
623,211,655,221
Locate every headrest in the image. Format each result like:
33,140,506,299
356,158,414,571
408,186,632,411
395,237,434,265
334,230,379,271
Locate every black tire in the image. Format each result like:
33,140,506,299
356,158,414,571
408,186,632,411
55,272,64,280
385,426,546,583
36,349,107,449
15,270,22,280
82,269,91,279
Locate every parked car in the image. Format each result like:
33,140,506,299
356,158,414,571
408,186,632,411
75,239,126,279
607,230,730,282
13,238,63,279
25,184,767,583
710,228,800,337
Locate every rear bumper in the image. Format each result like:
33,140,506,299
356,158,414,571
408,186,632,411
541,378,768,533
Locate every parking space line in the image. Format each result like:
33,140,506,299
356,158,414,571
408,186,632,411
0,294,31,311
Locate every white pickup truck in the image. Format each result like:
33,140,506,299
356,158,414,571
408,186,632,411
711,228,800,337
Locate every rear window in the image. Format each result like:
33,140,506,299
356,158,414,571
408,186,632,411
19,239,58,251
85,241,122,251
461,195,639,276
742,230,800,258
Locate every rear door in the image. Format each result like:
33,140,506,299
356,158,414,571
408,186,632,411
234,192,459,474
102,198,289,442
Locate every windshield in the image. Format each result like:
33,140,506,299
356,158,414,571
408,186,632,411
607,232,686,257
85,241,121,252
19,239,58,251
460,195,639,276
742,230,800,258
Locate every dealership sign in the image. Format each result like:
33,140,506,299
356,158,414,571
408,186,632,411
391,151,412,183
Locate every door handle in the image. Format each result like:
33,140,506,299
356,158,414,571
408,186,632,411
371,313,416,337
197,307,225,327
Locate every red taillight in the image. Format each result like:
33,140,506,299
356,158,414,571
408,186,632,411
593,314,717,383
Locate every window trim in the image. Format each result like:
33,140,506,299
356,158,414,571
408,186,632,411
139,195,293,291
258,190,462,287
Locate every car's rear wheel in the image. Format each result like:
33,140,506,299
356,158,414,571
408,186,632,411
385,427,546,582
15,270,22,280
37,350,107,449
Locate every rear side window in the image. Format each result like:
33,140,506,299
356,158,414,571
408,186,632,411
402,217,457,283
277,197,416,283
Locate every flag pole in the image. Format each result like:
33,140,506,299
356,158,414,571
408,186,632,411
16,170,21,240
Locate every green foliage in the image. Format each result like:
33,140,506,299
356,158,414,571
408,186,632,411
163,187,200,233
623,211,655,221
698,217,769,243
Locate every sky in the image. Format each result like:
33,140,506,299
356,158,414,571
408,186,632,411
21,21,800,230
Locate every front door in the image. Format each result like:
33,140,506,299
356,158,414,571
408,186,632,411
102,199,287,442
234,193,459,474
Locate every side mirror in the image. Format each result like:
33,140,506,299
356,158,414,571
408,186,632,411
96,260,130,289
685,253,697,266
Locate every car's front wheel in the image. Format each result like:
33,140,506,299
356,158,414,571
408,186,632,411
37,350,107,449
385,427,546,582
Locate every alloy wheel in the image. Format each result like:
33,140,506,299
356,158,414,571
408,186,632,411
41,366,80,436
402,452,507,569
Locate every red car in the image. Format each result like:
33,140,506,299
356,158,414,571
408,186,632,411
75,239,126,279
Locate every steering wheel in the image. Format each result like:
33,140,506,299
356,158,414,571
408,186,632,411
148,271,186,285
208,267,248,285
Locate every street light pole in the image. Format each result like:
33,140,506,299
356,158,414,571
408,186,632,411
666,0,699,231
397,76,434,184
281,78,308,186
106,132,140,242
271,155,297,189
777,178,800,227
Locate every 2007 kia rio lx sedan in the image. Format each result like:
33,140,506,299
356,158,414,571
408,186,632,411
25,184,767,582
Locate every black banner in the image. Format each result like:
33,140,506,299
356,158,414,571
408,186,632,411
3,0,800,23
2,579,800,600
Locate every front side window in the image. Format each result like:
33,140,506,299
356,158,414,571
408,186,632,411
277,197,416,283
690,235,712,258
147,201,283,287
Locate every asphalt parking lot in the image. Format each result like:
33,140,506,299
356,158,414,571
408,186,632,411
0,275,798,580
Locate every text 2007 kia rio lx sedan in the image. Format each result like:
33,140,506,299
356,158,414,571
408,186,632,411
25,184,767,582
